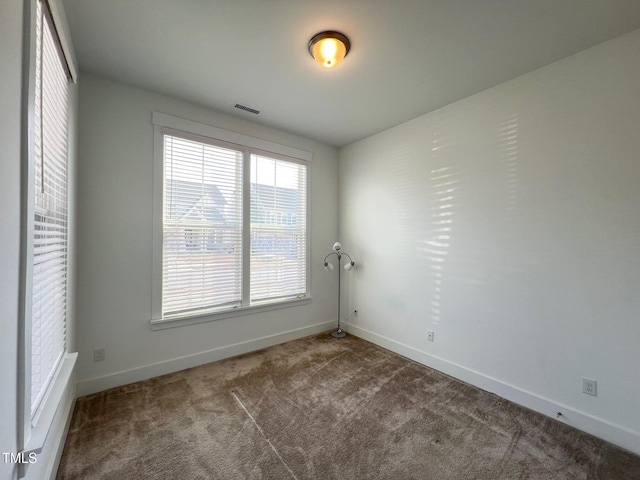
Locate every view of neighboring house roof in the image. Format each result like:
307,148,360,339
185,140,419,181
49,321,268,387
251,183,299,214
166,179,228,224
166,180,301,225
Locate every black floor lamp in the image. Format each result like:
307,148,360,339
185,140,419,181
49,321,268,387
324,242,355,338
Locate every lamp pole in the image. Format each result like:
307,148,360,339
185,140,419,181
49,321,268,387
335,252,344,337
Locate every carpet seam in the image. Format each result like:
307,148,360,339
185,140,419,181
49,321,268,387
231,390,299,480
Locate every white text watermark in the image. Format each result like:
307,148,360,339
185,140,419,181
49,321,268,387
2,452,37,464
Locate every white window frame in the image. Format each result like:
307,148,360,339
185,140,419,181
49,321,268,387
151,112,311,330
18,0,78,476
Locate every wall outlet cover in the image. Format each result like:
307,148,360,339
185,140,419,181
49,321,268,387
94,348,106,362
582,377,597,396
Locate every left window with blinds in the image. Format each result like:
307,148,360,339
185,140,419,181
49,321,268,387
30,0,70,422
162,134,244,317
21,1,78,460
31,2,69,417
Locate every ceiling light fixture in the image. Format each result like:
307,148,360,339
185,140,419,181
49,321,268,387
308,31,351,68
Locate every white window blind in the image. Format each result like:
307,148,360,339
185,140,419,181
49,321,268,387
250,154,307,302
162,134,243,317
31,0,70,419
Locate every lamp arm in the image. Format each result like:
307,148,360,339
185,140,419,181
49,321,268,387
341,252,355,265
323,251,339,264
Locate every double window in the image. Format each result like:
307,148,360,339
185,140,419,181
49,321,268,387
152,113,310,327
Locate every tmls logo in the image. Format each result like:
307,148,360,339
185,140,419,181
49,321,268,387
2,452,38,464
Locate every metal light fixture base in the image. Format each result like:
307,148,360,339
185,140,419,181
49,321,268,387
331,329,347,338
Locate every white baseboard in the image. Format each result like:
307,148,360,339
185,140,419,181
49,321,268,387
77,321,335,397
345,323,640,456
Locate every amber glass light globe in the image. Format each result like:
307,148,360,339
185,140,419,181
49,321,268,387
309,31,350,68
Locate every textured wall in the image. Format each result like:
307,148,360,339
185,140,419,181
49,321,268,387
339,29,640,453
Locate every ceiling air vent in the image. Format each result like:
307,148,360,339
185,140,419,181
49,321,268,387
234,103,260,115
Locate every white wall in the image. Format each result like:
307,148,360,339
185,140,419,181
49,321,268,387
339,28,640,454
75,74,339,394
0,1,24,478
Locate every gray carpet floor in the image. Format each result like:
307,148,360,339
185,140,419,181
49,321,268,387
57,332,640,479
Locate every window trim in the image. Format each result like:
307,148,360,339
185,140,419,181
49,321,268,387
151,112,311,329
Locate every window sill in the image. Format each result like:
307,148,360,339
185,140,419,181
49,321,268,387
23,352,77,456
150,296,312,331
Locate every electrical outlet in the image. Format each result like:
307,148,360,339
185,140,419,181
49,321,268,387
582,377,596,396
93,347,106,362
427,330,435,342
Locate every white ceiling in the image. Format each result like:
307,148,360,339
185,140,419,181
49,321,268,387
62,0,640,147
